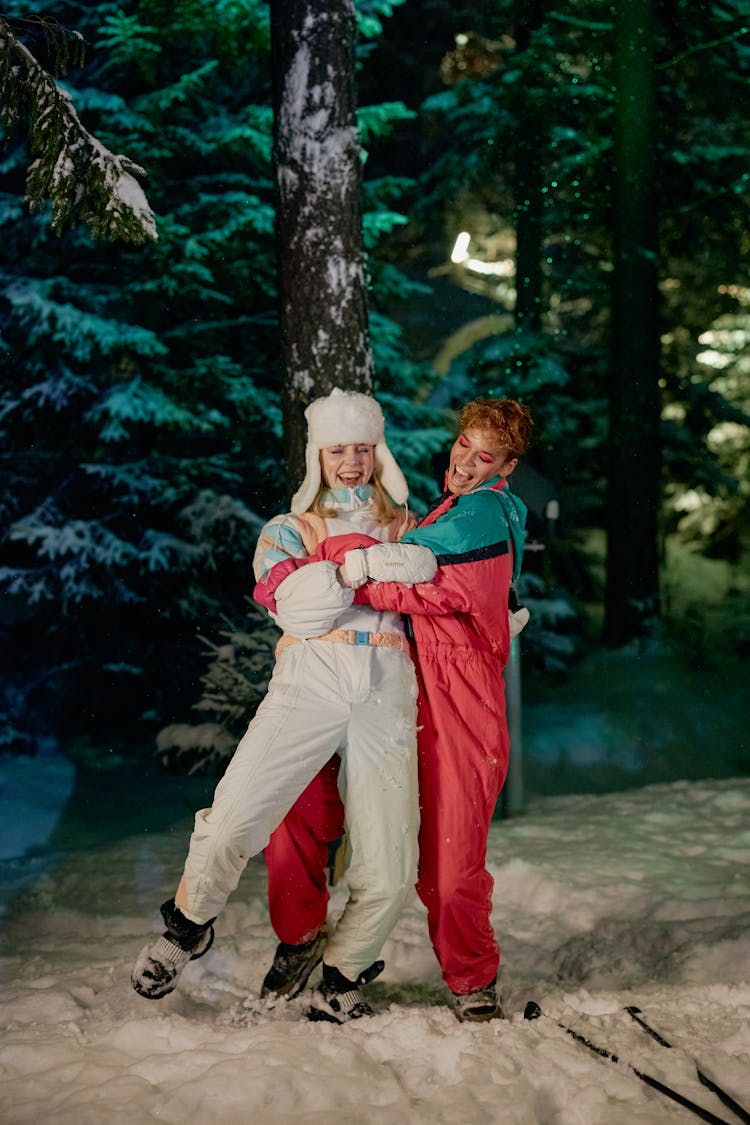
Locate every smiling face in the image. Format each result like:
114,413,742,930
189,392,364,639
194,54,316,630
319,443,376,490
447,427,518,495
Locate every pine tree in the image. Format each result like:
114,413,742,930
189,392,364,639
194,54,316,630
270,0,373,482
385,0,750,631
0,12,156,242
0,0,444,756
0,0,282,751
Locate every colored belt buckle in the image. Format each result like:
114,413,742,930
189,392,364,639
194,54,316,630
350,630,370,646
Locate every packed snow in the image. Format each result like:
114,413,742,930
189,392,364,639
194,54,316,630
1,748,749,1124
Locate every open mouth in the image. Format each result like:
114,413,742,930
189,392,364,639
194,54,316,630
450,465,472,486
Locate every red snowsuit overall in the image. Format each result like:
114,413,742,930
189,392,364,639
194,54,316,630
262,476,527,994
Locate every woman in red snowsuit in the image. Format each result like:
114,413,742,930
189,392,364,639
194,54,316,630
262,398,533,1022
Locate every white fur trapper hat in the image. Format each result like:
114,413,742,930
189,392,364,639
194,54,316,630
290,387,409,515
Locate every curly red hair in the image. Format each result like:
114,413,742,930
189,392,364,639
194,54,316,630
459,398,533,460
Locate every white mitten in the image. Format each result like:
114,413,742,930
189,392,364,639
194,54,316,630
275,562,355,636
340,549,369,589
342,543,437,587
508,606,530,638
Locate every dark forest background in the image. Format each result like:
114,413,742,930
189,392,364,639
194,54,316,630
1,0,748,779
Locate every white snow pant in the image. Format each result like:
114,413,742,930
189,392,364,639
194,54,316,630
180,638,420,980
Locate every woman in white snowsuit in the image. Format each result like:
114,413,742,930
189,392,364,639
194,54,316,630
131,388,436,1022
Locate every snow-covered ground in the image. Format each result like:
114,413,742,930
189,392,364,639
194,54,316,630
1,750,749,1125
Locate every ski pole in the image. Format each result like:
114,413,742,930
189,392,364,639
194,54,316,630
524,1001,733,1125
625,1007,750,1125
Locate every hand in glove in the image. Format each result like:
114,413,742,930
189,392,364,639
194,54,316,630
342,543,437,588
508,606,530,638
508,585,530,638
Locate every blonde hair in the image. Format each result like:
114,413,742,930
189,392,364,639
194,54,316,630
308,474,399,525
459,398,533,460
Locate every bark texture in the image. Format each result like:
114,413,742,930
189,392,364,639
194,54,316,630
270,0,373,491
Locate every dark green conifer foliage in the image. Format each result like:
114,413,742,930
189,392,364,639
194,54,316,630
0,0,282,750
0,0,442,754
393,0,750,589
0,13,156,242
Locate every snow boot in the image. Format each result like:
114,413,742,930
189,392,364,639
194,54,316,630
307,960,384,1024
131,898,215,1000
260,929,328,1001
452,978,502,1023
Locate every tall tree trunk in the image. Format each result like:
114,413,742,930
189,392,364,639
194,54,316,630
604,0,661,646
511,0,546,337
270,0,373,493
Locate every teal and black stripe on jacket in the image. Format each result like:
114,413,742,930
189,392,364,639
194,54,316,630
401,478,527,583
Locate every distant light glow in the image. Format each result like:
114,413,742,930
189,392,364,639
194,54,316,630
718,283,750,301
673,488,705,513
708,421,747,446
450,233,514,276
696,349,732,370
699,328,749,347
451,231,471,263
464,257,515,276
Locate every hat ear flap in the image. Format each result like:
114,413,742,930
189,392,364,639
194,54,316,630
290,442,322,514
375,441,409,505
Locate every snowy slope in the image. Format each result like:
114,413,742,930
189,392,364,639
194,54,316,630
1,770,749,1125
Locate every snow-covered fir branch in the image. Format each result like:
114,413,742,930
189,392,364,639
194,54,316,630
0,15,157,243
